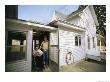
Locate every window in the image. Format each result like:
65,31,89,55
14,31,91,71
93,37,95,48
6,31,27,62
88,36,90,49
79,36,81,46
75,36,78,46
75,35,81,46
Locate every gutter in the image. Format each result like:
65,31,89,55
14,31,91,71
53,19,86,32
6,18,57,31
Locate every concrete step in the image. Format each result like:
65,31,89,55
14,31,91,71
86,55,101,61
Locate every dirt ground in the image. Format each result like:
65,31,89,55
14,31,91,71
32,59,106,72
60,59,106,72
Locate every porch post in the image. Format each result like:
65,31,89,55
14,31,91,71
100,39,102,51
27,30,33,72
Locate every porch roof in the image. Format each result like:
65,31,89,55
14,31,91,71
6,18,57,31
50,19,86,32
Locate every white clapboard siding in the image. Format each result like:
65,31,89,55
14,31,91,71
59,29,85,66
67,6,100,58
49,47,58,63
49,30,58,64
73,47,85,62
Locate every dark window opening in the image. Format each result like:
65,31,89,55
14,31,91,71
79,36,81,46
75,36,78,46
6,31,27,62
88,36,90,49
75,35,81,46
93,37,95,48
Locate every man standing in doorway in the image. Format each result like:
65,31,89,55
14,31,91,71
40,36,49,68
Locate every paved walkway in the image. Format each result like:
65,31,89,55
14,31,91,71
60,60,106,72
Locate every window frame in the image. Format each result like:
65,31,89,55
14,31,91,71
88,36,90,49
75,35,81,46
93,37,95,48
6,30,27,62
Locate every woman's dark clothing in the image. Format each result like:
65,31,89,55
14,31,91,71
35,55,43,71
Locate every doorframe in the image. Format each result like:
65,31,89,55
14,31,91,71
49,28,59,71
5,28,33,72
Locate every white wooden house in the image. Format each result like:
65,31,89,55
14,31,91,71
5,5,101,72
51,5,101,66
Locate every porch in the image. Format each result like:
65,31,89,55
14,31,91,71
5,18,58,72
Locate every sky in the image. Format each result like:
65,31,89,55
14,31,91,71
18,5,79,24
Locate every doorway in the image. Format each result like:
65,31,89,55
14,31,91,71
32,30,50,72
5,30,32,72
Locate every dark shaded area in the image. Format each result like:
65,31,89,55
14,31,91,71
6,31,26,62
33,30,49,49
32,30,50,72
49,60,59,72
5,5,18,19
86,58,106,65
94,5,106,46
